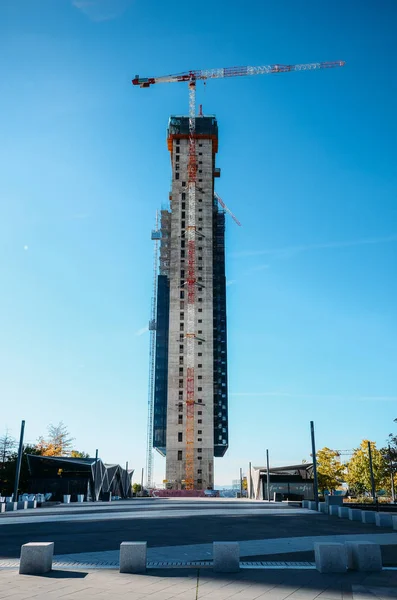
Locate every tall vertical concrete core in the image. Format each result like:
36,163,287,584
152,114,228,490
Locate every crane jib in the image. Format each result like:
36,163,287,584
132,61,344,87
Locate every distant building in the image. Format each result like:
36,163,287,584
249,463,314,501
27,455,133,501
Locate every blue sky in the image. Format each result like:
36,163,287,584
1,0,396,485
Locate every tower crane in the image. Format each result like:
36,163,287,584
133,60,345,491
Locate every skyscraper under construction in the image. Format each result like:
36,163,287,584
152,114,228,490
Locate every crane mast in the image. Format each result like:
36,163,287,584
135,59,345,492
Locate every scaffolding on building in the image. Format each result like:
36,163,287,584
146,212,160,488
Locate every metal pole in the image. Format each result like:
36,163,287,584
248,462,252,499
388,446,395,503
141,467,144,495
13,420,25,501
368,441,376,504
239,467,243,497
266,449,270,502
125,461,129,499
310,421,319,508
94,449,98,502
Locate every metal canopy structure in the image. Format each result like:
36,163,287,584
27,455,134,501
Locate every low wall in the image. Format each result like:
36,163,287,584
150,489,220,498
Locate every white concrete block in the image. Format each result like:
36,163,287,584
27,500,37,509
0,503,5,513
318,502,327,513
329,505,340,516
302,500,309,508
17,501,28,510
77,495,84,503
345,542,382,572
349,508,362,521
119,542,147,573
314,543,347,573
63,495,71,504
308,501,317,510
375,513,393,527
19,542,54,575
362,511,376,524
338,506,350,518
213,542,240,573
392,515,397,530
6,502,17,511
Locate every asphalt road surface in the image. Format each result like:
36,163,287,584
1,498,396,564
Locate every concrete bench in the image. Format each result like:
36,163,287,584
326,496,344,507
314,543,347,573
213,542,240,573
349,508,362,521
329,505,340,516
19,542,54,575
119,542,147,573
6,502,17,511
375,513,393,528
345,542,382,572
338,506,350,518
362,511,376,524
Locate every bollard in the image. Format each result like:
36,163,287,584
308,501,317,510
362,511,376,524
348,508,362,521
19,542,54,575
0,503,5,513
314,543,347,573
77,495,84,503
27,500,37,509
393,515,397,531
318,502,327,514
17,501,28,510
63,495,71,504
338,507,350,518
302,500,309,508
6,502,17,512
375,513,393,528
329,505,339,516
213,542,240,573
345,542,382,572
119,542,147,573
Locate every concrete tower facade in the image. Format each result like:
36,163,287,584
153,115,228,490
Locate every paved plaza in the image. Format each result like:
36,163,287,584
1,499,396,565
1,566,397,600
1,498,396,598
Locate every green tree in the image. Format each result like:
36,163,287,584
0,429,17,467
345,440,389,496
316,447,346,494
70,450,90,458
387,418,397,461
132,483,142,495
0,445,42,497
